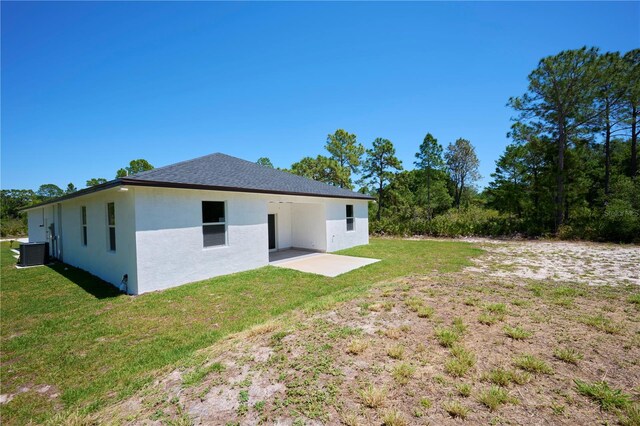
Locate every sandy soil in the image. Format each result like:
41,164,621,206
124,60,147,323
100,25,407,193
91,261,640,425
461,239,640,286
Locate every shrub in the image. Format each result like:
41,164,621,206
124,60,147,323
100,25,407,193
0,217,27,237
369,207,521,238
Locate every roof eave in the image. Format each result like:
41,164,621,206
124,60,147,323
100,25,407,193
19,180,124,212
120,178,376,200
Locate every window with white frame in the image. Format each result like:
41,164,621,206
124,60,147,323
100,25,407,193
346,204,354,231
202,201,226,247
81,206,88,246
107,202,116,251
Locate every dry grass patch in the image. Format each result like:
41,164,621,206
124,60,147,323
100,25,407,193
504,324,533,340
482,367,531,386
442,400,469,419
387,344,405,360
456,383,472,397
404,297,424,312
246,321,280,337
358,383,387,408
478,386,519,411
346,338,369,355
391,362,416,385
369,301,394,312
514,354,553,375
435,327,460,348
445,345,476,377
554,347,583,365
479,312,505,325
381,408,408,426
579,313,623,334
417,305,434,318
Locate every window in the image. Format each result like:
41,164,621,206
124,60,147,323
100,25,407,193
81,206,88,246
346,204,354,231
107,202,116,251
202,201,226,247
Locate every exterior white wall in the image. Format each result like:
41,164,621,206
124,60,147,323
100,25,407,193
26,185,371,295
267,202,292,250
26,188,138,293
27,208,50,243
133,187,269,293
325,199,369,252
291,203,327,251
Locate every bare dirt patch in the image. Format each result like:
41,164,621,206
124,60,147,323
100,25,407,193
464,239,640,286
92,270,640,425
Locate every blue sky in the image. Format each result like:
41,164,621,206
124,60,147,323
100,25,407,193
2,1,638,191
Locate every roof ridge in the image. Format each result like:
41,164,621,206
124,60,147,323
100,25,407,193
129,152,224,179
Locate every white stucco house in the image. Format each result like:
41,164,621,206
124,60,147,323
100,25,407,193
22,153,373,294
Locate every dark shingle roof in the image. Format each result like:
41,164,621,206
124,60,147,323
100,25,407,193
121,153,373,200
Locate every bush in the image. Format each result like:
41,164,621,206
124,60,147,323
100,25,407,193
599,199,640,243
370,207,520,238
0,216,27,237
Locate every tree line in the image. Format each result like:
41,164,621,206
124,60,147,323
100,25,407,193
0,160,154,237
3,47,638,242
261,129,482,224
270,47,640,242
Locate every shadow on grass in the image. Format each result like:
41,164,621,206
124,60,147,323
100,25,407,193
46,261,123,299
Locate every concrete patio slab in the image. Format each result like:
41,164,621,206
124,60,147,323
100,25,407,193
269,249,380,277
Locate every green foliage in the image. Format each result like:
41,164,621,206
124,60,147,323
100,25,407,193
0,217,27,237
325,129,364,189
36,183,64,200
362,138,403,220
115,159,154,178
478,386,518,411
513,354,553,374
1,189,37,217
445,138,480,209
256,157,274,168
86,178,108,187
574,380,632,411
289,155,343,186
65,183,77,194
370,206,519,237
415,133,445,219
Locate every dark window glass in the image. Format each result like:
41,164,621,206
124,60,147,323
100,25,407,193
109,227,116,251
202,201,225,223
346,204,354,231
81,206,88,246
347,218,354,231
203,224,225,247
107,203,115,226
346,204,354,218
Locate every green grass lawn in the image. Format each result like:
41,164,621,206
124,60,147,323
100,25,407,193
0,238,480,424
